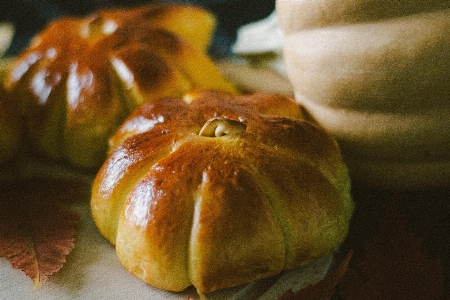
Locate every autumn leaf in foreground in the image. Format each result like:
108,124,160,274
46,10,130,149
0,178,85,289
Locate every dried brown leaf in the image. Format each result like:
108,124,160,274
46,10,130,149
0,178,85,288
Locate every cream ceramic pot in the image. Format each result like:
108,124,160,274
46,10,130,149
277,0,450,189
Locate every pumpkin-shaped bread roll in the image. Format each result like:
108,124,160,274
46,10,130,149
91,90,353,293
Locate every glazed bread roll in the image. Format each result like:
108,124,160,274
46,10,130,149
277,0,450,188
5,3,236,169
91,90,353,293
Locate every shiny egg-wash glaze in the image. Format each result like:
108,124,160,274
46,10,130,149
91,90,353,293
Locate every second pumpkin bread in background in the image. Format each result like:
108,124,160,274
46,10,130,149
5,3,236,169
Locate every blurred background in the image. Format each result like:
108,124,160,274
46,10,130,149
0,0,275,57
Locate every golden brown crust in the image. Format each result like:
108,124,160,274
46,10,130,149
88,3,217,52
6,4,236,169
91,90,353,293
